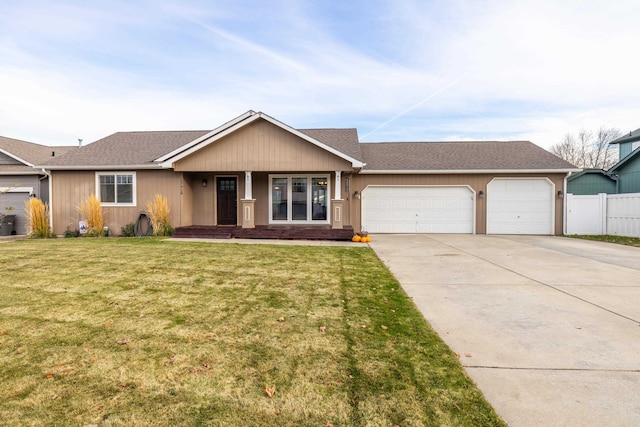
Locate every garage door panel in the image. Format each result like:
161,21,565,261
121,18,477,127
487,179,554,235
362,186,474,234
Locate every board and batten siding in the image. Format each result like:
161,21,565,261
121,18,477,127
173,119,353,172
350,173,567,235
51,170,184,235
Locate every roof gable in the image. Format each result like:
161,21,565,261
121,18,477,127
173,118,356,172
160,111,363,168
608,146,640,173
360,141,578,173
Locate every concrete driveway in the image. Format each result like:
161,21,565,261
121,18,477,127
369,234,640,427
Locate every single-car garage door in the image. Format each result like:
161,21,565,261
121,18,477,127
0,190,30,235
486,178,554,235
362,186,474,233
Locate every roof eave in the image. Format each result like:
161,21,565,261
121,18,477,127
154,110,257,162
0,170,47,176
37,164,167,171
0,148,34,167
358,168,582,174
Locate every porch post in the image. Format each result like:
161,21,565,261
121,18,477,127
241,171,255,229
244,171,252,200
332,171,343,229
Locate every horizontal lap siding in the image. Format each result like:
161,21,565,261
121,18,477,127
174,119,352,172
51,170,183,235
351,173,567,235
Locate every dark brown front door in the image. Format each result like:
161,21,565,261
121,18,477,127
216,177,237,225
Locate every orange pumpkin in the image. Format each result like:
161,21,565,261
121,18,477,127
352,235,362,242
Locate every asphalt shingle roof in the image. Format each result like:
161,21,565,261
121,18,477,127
298,128,362,161
42,131,211,167
360,141,576,171
0,136,76,165
610,128,640,145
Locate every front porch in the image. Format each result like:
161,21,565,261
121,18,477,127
172,225,354,241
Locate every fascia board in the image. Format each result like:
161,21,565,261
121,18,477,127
159,111,365,169
154,110,257,163
0,149,33,167
258,113,364,168
35,164,164,171
358,168,582,174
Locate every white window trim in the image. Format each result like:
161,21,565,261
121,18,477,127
95,171,137,207
268,174,331,224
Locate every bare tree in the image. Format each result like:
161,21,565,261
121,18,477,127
551,126,621,169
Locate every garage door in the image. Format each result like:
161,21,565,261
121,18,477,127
0,191,30,235
362,186,474,233
486,178,554,235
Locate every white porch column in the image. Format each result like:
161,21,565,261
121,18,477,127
244,171,252,200
335,171,342,200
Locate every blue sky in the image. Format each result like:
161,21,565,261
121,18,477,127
1,0,639,148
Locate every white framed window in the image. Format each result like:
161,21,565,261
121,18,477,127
269,175,330,224
96,172,136,206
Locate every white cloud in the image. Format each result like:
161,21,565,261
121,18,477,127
1,0,639,149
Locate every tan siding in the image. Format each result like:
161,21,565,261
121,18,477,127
191,174,215,225
253,173,270,225
349,173,567,235
51,171,95,234
174,119,353,172
51,170,184,235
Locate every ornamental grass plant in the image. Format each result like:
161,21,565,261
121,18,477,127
77,194,104,236
23,197,54,238
145,193,173,236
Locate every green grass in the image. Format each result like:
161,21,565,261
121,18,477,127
0,238,504,426
566,234,640,247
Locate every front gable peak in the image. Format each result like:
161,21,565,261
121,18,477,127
158,111,364,169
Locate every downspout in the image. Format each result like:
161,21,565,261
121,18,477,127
562,172,571,235
610,174,619,194
42,169,53,233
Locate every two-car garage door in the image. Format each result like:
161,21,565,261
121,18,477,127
362,186,474,233
361,179,555,235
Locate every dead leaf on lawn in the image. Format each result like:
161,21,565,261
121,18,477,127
319,326,327,333
454,353,460,359
116,338,131,345
265,385,276,398
277,317,285,322
380,325,388,330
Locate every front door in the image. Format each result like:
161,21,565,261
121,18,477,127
216,177,237,225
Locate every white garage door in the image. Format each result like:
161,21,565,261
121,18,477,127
487,178,554,235
362,186,474,233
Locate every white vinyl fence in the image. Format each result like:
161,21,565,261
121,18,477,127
566,192,640,237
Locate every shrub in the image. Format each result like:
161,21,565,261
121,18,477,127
121,223,135,237
145,194,173,236
77,194,104,236
24,197,55,238
64,228,80,238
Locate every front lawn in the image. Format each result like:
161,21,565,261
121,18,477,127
0,238,504,426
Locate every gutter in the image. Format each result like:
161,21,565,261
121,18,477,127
358,168,582,175
36,164,166,171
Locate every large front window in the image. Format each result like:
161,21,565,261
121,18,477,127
270,175,329,223
96,172,136,206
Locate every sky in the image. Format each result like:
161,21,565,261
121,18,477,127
1,0,639,149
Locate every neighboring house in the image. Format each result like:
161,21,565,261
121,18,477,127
0,136,75,234
567,128,640,195
37,110,577,236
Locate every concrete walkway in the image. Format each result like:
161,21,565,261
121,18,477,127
369,234,640,427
